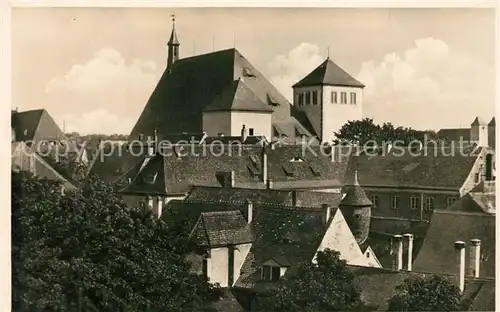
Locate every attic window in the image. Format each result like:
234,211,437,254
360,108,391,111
366,251,370,258
242,67,256,78
282,163,296,177
267,94,279,106
261,265,281,281
289,157,303,163
143,172,158,184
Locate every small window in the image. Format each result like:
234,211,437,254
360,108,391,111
341,92,347,104
424,197,434,211
474,172,480,183
249,128,254,136
391,196,399,210
366,251,370,258
350,92,356,104
261,265,281,281
298,93,304,106
331,91,337,104
370,195,379,208
410,196,420,210
447,196,457,208
355,214,361,220
143,172,158,184
312,90,318,105
305,91,311,105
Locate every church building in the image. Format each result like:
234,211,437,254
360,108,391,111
130,16,365,143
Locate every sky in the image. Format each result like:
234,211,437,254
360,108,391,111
12,8,496,135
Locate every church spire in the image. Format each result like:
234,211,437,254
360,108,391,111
167,13,180,71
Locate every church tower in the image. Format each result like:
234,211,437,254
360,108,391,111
470,117,488,147
339,170,372,245
292,57,365,142
167,14,180,71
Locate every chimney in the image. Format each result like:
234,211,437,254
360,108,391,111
261,146,268,183
454,241,466,292
391,235,403,271
266,178,273,189
403,233,414,271
241,125,248,143
469,239,481,278
245,199,253,224
291,190,297,206
321,204,331,225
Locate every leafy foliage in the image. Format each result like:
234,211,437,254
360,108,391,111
260,249,369,312
12,171,222,312
387,275,461,312
334,118,440,146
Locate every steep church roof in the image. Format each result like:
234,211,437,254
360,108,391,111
203,78,274,113
292,58,365,88
130,48,311,140
471,116,486,126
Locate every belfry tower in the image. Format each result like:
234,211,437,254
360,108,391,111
167,14,180,71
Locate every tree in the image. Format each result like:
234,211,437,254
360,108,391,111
387,275,461,312
12,171,222,312
334,118,440,146
261,249,369,312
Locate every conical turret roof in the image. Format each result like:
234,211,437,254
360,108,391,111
340,170,372,207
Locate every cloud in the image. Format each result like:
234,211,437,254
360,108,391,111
46,47,158,94
268,43,325,101
356,37,495,129
267,38,494,130
55,109,137,135
46,47,160,134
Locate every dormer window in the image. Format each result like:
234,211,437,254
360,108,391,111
243,67,256,78
289,157,303,163
261,265,281,281
309,164,321,177
267,94,279,106
143,172,158,184
282,163,295,177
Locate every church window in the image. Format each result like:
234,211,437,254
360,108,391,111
341,92,347,104
350,92,357,104
312,91,318,105
410,196,420,210
331,91,337,104
305,92,311,105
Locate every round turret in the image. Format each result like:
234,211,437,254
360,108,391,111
339,170,372,244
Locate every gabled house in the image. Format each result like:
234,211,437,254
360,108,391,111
12,141,76,191
438,116,496,149
164,198,382,295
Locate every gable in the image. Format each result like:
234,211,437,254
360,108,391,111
363,246,382,268
315,209,368,266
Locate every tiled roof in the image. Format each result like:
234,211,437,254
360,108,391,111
88,144,146,186
413,209,495,278
340,172,372,207
117,145,348,195
190,211,254,247
185,186,343,208
437,128,471,142
12,109,68,143
346,148,479,189
11,142,76,190
130,48,309,141
292,58,365,88
234,203,332,290
349,265,495,311
203,79,274,113
448,192,495,214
